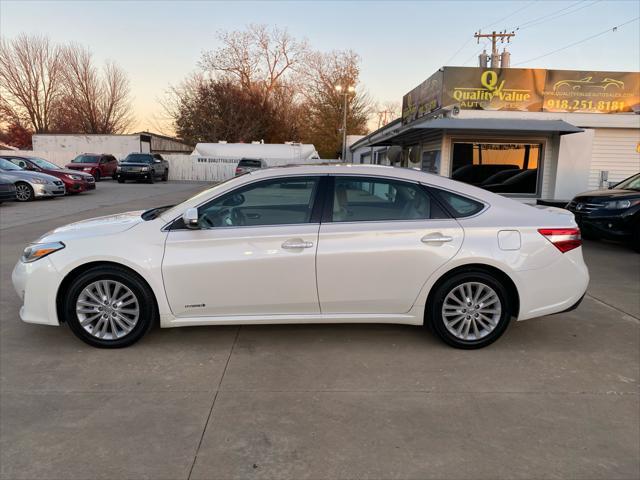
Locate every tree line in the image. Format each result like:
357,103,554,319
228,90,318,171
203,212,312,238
1,27,396,157
0,34,133,147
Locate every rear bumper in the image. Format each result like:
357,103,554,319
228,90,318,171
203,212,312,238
0,190,17,201
515,247,589,321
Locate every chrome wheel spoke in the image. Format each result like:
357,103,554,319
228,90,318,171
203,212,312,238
442,281,502,341
76,280,139,340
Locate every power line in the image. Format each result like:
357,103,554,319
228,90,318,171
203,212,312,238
482,0,537,30
443,0,535,65
513,16,640,66
518,0,601,30
512,0,586,29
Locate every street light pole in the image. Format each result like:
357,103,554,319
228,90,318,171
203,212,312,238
335,84,355,161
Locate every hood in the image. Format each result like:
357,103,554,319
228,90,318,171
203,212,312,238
50,168,93,177
0,169,60,183
38,210,145,243
574,188,640,199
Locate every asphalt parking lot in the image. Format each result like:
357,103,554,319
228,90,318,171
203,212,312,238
0,181,638,480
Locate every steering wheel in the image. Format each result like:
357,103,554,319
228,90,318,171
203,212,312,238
198,213,215,228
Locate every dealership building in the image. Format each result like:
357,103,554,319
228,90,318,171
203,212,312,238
350,67,640,203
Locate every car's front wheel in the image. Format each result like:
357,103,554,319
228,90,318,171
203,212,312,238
428,270,512,349
631,221,640,253
63,265,155,348
15,182,34,201
147,171,155,184
93,170,101,182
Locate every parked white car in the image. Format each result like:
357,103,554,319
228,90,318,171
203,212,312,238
12,165,589,349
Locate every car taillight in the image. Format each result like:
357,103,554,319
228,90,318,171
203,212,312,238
235,168,242,174
538,228,582,253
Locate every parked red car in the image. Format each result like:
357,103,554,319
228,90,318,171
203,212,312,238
4,155,95,194
66,153,118,181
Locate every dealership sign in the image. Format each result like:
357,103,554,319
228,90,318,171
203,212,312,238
402,67,640,124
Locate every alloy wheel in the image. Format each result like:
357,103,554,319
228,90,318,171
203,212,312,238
15,183,32,201
442,282,502,341
75,280,140,340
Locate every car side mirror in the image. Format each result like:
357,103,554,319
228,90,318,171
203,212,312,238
182,208,199,229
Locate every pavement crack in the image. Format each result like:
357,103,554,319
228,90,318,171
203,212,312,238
187,325,241,480
586,293,640,322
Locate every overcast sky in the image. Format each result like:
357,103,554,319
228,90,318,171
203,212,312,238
2,0,639,133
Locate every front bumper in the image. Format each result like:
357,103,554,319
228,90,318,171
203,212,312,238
34,183,66,198
117,171,153,180
569,211,635,239
12,258,61,326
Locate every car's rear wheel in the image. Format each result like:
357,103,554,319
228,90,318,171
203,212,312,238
428,271,512,349
93,170,101,182
63,266,155,348
15,182,34,201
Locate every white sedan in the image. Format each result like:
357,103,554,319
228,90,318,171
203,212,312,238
12,165,589,349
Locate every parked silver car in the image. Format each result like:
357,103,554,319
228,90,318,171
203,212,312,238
0,158,66,201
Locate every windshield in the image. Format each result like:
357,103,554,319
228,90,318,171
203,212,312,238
30,157,60,170
614,173,640,191
123,154,153,164
0,158,24,171
72,155,99,164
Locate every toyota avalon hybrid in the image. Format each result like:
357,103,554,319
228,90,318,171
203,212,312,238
12,165,589,349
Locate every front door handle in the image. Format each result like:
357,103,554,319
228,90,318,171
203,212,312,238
282,239,314,249
421,234,453,244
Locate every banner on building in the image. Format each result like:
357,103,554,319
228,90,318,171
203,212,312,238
402,67,640,124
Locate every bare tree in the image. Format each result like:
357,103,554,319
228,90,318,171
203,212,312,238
300,50,373,158
0,34,64,132
60,44,134,134
200,24,307,102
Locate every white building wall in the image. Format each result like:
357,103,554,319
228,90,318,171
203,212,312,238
588,128,640,189
32,135,142,159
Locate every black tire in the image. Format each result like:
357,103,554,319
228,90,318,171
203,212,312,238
162,169,168,181
93,170,101,182
112,172,117,180
62,265,156,348
117,177,125,184
631,222,640,253
427,270,512,349
15,182,34,201
147,171,155,184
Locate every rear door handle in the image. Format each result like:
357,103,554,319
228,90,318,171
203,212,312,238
421,234,453,244
282,239,314,249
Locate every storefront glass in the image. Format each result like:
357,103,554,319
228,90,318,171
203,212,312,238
451,142,542,195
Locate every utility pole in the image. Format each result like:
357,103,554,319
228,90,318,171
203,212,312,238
474,30,515,68
335,84,355,161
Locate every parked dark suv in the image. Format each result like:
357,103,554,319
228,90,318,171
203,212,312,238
567,172,640,252
115,153,169,183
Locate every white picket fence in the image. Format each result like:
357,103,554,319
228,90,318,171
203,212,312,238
0,150,236,183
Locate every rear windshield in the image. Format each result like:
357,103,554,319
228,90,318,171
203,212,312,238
123,154,153,164
72,155,99,163
238,159,262,168
432,188,485,218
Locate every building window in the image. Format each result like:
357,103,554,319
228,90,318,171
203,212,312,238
451,142,542,195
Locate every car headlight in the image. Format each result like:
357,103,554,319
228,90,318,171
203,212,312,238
116,166,122,171
67,174,83,180
141,166,149,172
603,199,639,209
21,241,65,263
83,167,92,172
31,178,48,185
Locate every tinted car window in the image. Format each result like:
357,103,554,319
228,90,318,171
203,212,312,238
197,177,320,228
238,159,263,168
331,177,447,222
72,155,100,163
432,189,485,218
123,154,153,163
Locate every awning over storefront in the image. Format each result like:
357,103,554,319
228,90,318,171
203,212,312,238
369,118,583,146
